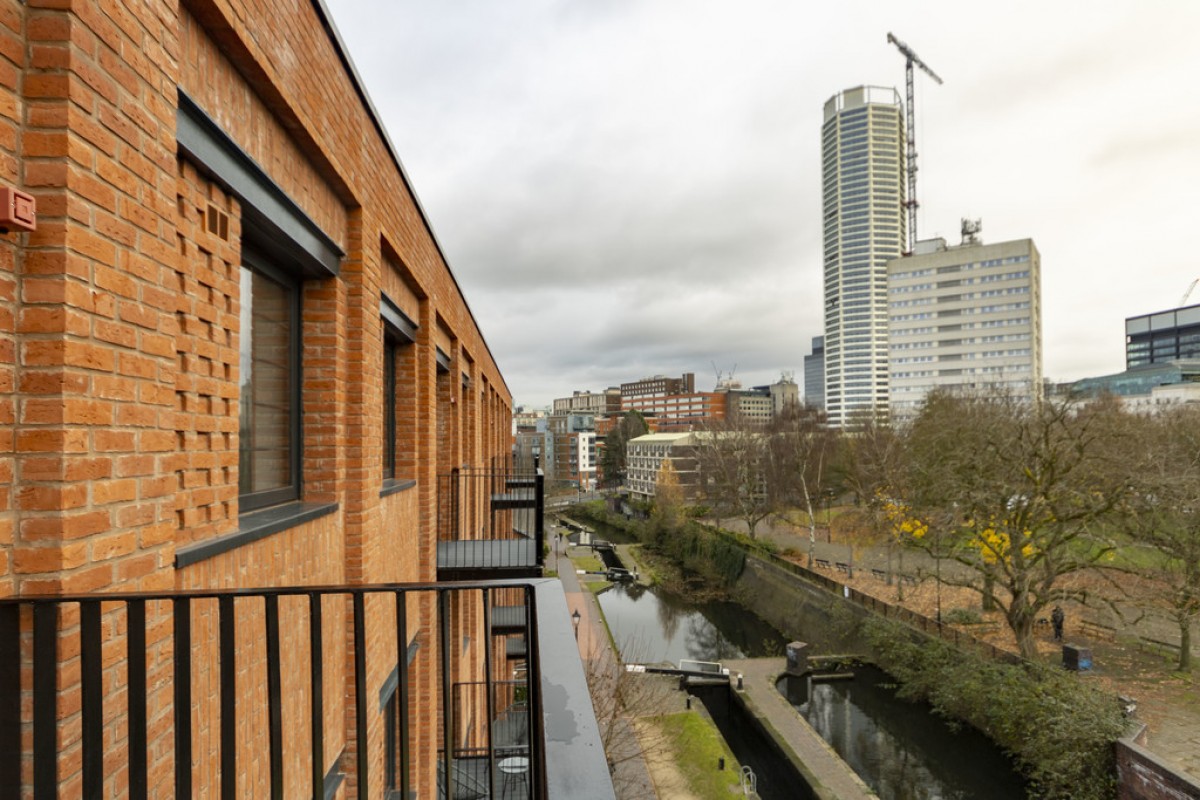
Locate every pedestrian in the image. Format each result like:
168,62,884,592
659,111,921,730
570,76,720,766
1051,605,1065,641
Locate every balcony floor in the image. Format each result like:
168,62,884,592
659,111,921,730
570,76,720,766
437,539,540,578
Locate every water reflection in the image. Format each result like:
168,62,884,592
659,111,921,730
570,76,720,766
782,666,1026,800
597,581,786,665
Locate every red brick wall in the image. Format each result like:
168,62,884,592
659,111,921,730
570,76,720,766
3,0,516,792
0,0,23,600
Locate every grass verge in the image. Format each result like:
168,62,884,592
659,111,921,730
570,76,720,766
641,711,743,798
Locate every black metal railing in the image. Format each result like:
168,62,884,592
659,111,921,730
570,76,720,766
437,459,545,575
0,580,563,799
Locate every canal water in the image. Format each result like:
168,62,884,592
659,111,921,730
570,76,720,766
781,667,1028,799
597,581,787,664
569,514,1028,798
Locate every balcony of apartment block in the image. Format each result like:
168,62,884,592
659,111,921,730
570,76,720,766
0,577,613,799
437,459,545,581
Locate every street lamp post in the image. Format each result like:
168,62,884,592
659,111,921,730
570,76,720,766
572,608,581,641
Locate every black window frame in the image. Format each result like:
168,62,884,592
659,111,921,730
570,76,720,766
383,333,398,481
380,295,417,489
238,247,303,513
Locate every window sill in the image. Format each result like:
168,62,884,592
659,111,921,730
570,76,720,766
380,479,416,498
175,501,339,568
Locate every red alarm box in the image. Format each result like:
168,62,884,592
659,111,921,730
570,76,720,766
0,187,36,232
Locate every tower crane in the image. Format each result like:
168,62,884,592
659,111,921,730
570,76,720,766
1182,278,1200,307
887,32,943,255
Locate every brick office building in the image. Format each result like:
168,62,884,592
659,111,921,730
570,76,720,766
0,0,608,797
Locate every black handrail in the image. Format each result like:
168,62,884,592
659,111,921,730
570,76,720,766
0,579,549,799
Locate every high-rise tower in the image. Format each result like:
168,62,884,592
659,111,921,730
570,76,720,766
821,86,907,427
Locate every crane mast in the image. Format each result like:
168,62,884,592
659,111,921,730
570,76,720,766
887,32,943,255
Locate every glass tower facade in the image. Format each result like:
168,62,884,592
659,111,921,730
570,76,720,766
821,86,906,427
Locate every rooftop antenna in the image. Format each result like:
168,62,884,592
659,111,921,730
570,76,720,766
961,218,982,246
887,32,943,255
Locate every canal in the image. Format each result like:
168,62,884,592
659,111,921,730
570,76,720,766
781,667,1028,799
569,514,1028,799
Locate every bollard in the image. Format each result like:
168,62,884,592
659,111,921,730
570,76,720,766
686,697,691,709
718,757,725,771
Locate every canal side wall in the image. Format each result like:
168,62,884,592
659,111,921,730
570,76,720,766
1117,727,1200,800
732,553,872,655
733,549,1200,800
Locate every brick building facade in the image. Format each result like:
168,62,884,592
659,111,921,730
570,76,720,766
0,1,579,797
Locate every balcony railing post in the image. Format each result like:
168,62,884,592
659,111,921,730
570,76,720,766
523,585,545,799
439,590,455,798
395,591,411,797
308,593,325,798
33,602,57,800
265,595,284,799
0,604,20,786
127,599,148,800
173,597,192,800
218,595,236,800
481,589,497,791
534,465,545,570
353,592,369,795
81,600,103,796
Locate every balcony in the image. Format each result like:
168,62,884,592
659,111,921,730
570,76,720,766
0,578,613,799
437,462,545,580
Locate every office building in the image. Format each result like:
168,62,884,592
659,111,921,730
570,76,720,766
621,373,696,400
887,236,1042,420
552,389,622,416
1125,303,1200,368
822,86,907,427
624,433,701,501
804,336,826,409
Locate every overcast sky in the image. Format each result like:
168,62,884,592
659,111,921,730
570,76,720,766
323,0,1200,409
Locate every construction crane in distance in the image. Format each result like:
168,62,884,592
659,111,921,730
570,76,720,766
887,32,943,255
1181,278,1200,307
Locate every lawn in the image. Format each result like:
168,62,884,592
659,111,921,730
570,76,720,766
641,711,744,798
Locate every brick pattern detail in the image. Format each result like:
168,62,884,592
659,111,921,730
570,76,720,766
173,160,239,548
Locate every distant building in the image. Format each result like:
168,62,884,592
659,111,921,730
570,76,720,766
622,391,727,431
513,406,547,433
726,375,801,425
804,336,825,409
624,433,701,501
1070,360,1200,411
552,389,622,416
729,391,775,425
822,86,907,427
621,373,696,400
887,235,1042,421
1125,303,1200,368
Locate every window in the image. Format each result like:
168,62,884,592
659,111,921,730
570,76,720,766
238,250,301,511
383,335,398,480
381,295,417,485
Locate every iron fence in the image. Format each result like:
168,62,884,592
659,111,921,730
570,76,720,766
0,580,552,799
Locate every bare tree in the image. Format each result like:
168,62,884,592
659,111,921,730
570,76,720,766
581,638,678,793
1123,405,1200,671
600,411,649,488
900,390,1130,660
693,419,777,538
771,405,835,567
